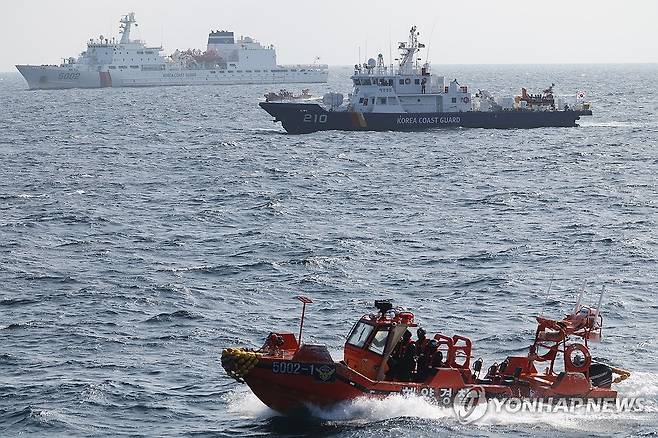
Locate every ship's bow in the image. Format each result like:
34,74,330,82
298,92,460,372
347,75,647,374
15,65,44,90
259,102,329,134
15,65,101,90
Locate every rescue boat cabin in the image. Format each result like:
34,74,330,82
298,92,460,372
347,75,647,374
343,300,475,384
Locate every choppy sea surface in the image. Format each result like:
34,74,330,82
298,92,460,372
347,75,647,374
1,64,657,437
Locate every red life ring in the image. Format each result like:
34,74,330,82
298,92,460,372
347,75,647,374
564,343,591,373
462,96,470,104
404,78,411,85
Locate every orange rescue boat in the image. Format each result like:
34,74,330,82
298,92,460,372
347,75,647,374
221,293,630,416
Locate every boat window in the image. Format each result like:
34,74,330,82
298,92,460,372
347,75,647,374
451,97,457,103
367,328,389,355
353,79,360,85
347,322,374,348
415,79,420,85
361,79,371,85
399,79,404,85
378,97,387,104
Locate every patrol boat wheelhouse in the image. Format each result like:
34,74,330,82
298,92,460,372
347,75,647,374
260,26,592,134
16,13,328,90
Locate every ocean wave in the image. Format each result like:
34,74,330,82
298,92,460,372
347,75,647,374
0,298,37,306
144,310,204,323
158,261,274,275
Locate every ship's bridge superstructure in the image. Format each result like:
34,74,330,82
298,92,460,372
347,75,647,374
348,26,472,114
74,13,166,72
69,14,278,72
207,30,277,69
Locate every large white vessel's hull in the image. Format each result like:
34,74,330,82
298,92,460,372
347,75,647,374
16,65,328,90
16,65,103,89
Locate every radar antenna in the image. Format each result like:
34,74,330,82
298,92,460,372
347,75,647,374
119,12,137,45
397,26,424,74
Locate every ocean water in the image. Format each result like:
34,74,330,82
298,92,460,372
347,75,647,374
1,64,657,437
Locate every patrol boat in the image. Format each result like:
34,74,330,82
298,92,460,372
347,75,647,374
16,13,328,90
260,26,592,134
221,293,630,416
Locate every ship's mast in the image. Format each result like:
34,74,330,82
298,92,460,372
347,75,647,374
397,26,425,75
119,12,136,44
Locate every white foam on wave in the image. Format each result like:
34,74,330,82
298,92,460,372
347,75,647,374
309,373,658,430
26,407,89,431
306,390,657,433
616,371,658,398
225,372,658,432
474,406,653,436
223,386,277,420
582,121,647,128
308,394,452,423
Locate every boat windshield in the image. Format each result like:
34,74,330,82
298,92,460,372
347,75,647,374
347,322,374,348
367,328,389,355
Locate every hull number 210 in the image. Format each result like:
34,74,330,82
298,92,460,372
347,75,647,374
303,114,328,123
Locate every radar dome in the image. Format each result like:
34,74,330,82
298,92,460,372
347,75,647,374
367,58,376,68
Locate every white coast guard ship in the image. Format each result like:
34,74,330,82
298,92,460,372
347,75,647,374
16,13,328,90
260,26,592,133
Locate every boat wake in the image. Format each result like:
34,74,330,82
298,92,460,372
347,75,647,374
223,387,277,420
617,371,658,398
226,372,658,433
307,389,657,434
308,394,452,423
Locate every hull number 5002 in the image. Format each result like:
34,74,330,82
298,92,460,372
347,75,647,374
58,72,81,80
303,114,328,124
272,362,305,374
271,361,337,382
